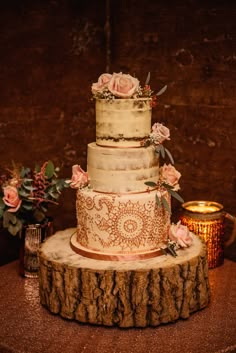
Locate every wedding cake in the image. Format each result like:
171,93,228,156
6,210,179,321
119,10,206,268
70,72,190,260
39,73,209,328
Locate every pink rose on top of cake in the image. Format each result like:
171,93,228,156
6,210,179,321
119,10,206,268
69,165,89,189
150,122,170,145
91,71,167,104
91,73,112,94
169,221,193,248
3,185,22,212
107,72,140,98
160,163,181,191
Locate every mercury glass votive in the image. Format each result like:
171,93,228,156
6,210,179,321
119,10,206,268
180,201,225,269
19,219,53,278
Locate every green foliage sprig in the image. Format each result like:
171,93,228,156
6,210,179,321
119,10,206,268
0,161,70,236
145,180,184,214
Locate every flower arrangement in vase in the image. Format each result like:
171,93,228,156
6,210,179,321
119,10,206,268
0,160,70,277
0,160,69,236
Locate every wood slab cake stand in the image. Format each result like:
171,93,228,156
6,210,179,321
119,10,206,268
38,228,210,328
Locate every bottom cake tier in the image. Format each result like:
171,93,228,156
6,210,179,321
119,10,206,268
75,188,170,259
38,228,210,328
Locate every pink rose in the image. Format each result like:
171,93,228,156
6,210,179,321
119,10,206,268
169,221,193,248
69,165,89,189
91,73,112,94
160,164,181,191
150,122,170,144
107,72,139,98
3,185,22,212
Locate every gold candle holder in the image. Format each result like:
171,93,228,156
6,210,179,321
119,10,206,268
180,201,225,269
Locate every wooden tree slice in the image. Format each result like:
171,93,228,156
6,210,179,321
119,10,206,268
38,228,210,328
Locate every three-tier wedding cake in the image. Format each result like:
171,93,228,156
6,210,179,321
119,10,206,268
70,72,191,260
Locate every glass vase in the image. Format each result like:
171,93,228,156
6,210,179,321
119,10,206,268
19,219,53,278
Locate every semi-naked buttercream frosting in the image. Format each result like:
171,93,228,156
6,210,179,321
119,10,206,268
96,99,152,147
87,142,159,193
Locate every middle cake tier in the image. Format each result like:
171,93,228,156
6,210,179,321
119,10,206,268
87,143,159,193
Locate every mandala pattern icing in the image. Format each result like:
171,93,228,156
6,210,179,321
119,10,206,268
76,188,170,256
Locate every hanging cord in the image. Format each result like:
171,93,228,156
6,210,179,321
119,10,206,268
105,0,111,72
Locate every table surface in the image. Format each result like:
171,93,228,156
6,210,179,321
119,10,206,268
0,259,236,353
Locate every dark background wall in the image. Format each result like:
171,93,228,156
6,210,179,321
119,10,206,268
0,0,236,263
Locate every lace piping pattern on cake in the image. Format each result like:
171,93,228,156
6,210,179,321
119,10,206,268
76,191,169,253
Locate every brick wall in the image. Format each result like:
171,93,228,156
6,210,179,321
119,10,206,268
0,0,235,263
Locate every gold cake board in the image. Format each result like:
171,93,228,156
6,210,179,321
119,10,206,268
38,228,210,328
70,232,166,261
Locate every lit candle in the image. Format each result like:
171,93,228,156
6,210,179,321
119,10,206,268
184,204,221,214
180,201,224,269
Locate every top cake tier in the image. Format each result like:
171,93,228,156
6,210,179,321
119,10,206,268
96,98,152,147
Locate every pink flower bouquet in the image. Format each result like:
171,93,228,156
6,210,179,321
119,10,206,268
0,161,70,236
92,72,167,107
